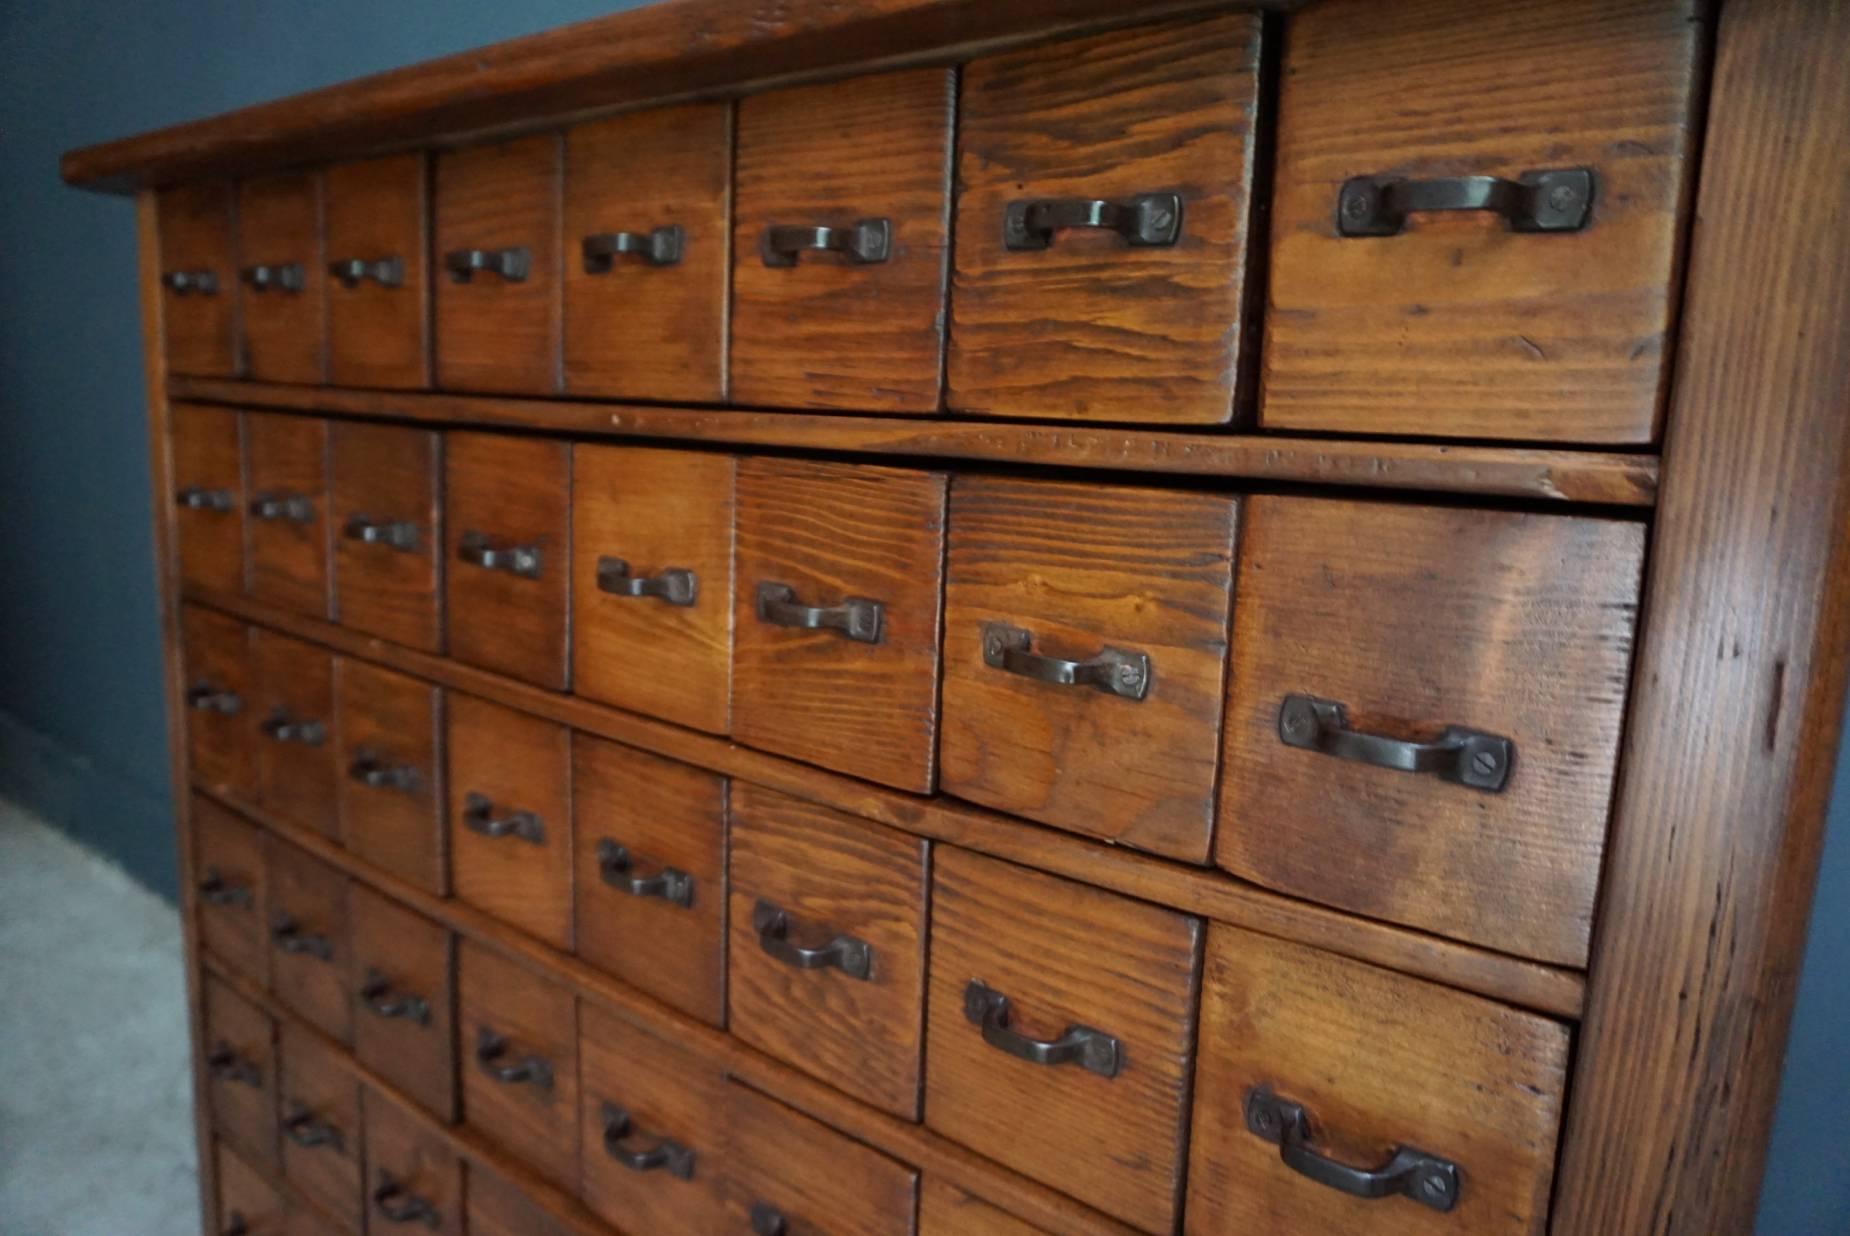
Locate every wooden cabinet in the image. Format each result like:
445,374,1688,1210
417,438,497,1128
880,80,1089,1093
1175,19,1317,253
169,403,245,594
245,413,331,618
350,885,457,1122
458,941,580,1190
335,659,445,894
329,422,443,651
157,183,238,377
236,173,325,384
325,153,430,389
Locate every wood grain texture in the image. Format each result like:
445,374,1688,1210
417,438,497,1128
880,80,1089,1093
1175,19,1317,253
182,604,257,801
722,1083,920,1236
468,1161,573,1236
335,658,446,894
350,883,457,1123
245,412,331,618
458,939,581,1191
364,1086,464,1236
193,791,271,988
939,477,1236,861
236,172,326,384
217,1143,287,1235
329,421,443,652
251,628,338,841
277,1021,364,1231
158,182,239,376
949,15,1262,423
265,833,353,1044
325,152,430,389
731,68,954,412
169,402,246,594
204,972,279,1172
919,1178,1050,1235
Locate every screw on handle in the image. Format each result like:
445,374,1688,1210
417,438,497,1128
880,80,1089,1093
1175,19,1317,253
329,256,405,288
961,980,1122,1078
582,225,684,272
599,1101,696,1178
754,582,883,644
161,269,218,295
197,866,253,909
360,967,432,1025
595,839,695,907
240,262,305,293
205,1042,262,1088
1336,168,1594,237
184,683,243,715
980,623,1151,701
1276,694,1513,792
176,485,234,512
372,1171,441,1228
1243,1087,1462,1213
249,491,316,523
760,218,891,267
751,898,873,980
260,709,327,746
1002,192,1184,251
456,530,542,579
282,1102,345,1152
443,246,530,283
349,753,418,794
343,513,420,552
595,557,698,606
474,1026,554,1089
271,911,335,961
461,792,546,845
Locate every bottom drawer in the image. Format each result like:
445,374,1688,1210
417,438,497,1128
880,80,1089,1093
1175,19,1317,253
365,1089,463,1236
723,1084,918,1236
217,1142,288,1236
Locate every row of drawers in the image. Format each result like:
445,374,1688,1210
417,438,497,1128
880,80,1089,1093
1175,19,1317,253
197,804,1572,1233
156,0,1704,443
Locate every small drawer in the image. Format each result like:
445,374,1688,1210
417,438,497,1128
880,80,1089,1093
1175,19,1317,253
170,403,245,594
444,432,571,690
731,68,955,412
217,1142,287,1236
722,1084,918,1236
448,693,573,948
728,785,928,1119
193,792,269,987
237,173,326,384
252,629,338,841
330,422,443,652
1186,924,1569,1234
579,1000,730,1236
265,835,352,1044
158,183,238,377
351,884,457,1122
285,1208,345,1236
919,1179,1050,1236
573,736,727,1026
435,133,562,394
940,478,1238,862
245,413,331,618
563,103,731,402
948,16,1264,424
365,1088,463,1236
278,1021,364,1231
182,605,256,801
326,153,430,389
335,659,445,894
571,445,735,734
1261,0,1703,444
203,974,278,1172
458,940,580,1191
467,1161,571,1236
733,458,947,791
925,848,1202,1231
1216,496,1645,967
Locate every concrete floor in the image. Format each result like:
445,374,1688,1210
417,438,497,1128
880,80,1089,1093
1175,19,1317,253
0,801,201,1235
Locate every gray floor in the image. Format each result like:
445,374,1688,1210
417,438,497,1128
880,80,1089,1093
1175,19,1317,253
0,801,200,1235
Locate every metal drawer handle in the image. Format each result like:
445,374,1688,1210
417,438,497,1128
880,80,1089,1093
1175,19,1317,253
344,514,420,552
754,582,883,644
457,530,542,579
271,912,334,961
205,1043,262,1088
282,1102,345,1152
760,218,891,267
475,1026,554,1090
1277,694,1513,792
241,262,305,293
1337,168,1593,237
372,1172,440,1228
1003,192,1183,251
184,683,243,715
161,269,218,295
1244,1088,1461,1213
595,557,698,606
981,623,1150,701
360,967,432,1025
752,898,872,980
176,485,234,512
582,225,684,272
443,246,530,283
329,256,405,288
749,1203,789,1236
197,866,253,909
595,839,694,908
461,791,546,844
349,752,418,794
599,1101,696,1179
249,492,316,523
260,709,326,746
221,1211,251,1236
962,979,1122,1079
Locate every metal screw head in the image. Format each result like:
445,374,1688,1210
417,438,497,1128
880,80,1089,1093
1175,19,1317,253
984,632,1003,659
1282,701,1312,738
1251,1104,1279,1136
1546,182,1579,212
1471,749,1501,777
1341,188,1373,221
1420,1173,1451,1200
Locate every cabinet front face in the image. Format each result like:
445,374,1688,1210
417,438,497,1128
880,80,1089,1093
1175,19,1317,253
244,412,331,618
236,172,326,384
326,152,431,388
330,420,443,651
170,403,246,594
158,183,239,377
336,658,445,894
458,940,580,1191
351,884,457,1122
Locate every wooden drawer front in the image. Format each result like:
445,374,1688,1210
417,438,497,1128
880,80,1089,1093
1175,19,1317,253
170,403,246,594
731,69,955,413
733,458,948,791
940,478,1237,862
1217,496,1645,966
365,1089,463,1236
435,133,562,394
326,153,430,389
949,16,1263,424
351,884,457,1122
459,941,580,1190
1187,925,1569,1234
193,792,270,987
444,431,571,690
724,1084,919,1236
573,736,727,1026
571,445,735,734
252,629,338,840
564,103,731,402
448,693,573,948
278,1022,364,1231
204,975,278,1171
266,835,353,1044
237,173,326,384
246,413,331,618
467,1162,571,1236
217,1143,288,1236
284,1208,345,1236
918,1180,1049,1236
330,422,443,652
925,848,1201,1232
335,659,445,894
1262,0,1703,444
183,605,256,800
158,183,239,377
579,1001,730,1236
728,785,928,1119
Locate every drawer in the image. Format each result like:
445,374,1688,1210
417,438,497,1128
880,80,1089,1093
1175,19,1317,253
578,1000,730,1236
728,785,928,1119
924,848,1202,1231
350,884,457,1122
448,693,573,948
246,413,331,617
919,1180,1049,1236
1262,0,1704,443
193,792,269,987
444,431,571,690
335,659,445,894
571,445,735,734
266,835,352,1044
237,173,326,384
170,403,245,594
203,974,278,1171
217,1142,287,1236
731,68,955,412
732,458,947,791
285,1208,346,1236
326,153,430,389
330,421,443,652
182,605,256,800
573,736,727,1026
940,478,1238,862
1185,925,1569,1234
435,133,562,394
252,629,338,840
563,103,731,402
948,16,1264,424
722,1084,918,1236
458,941,580,1190
158,183,238,377
1216,496,1645,966
278,1021,364,1231
467,1161,571,1236
365,1088,463,1236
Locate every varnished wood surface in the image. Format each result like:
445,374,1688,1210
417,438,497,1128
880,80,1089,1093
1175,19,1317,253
722,1083,919,1236
468,1161,574,1236
458,940,582,1191
325,153,430,390
328,421,443,652
918,1179,1050,1235
244,413,331,618
236,173,326,385
349,882,457,1122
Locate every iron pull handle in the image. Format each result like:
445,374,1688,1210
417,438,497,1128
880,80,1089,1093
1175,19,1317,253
281,1102,345,1152
754,582,883,644
260,709,326,746
443,246,530,283
184,683,243,715
457,530,542,579
760,218,891,267
360,967,431,1025
1003,192,1183,251
1244,1088,1461,1212
751,898,872,979
749,1203,789,1236
161,269,217,295
344,513,420,552
372,1172,440,1228
349,753,418,794
249,492,316,523
582,225,684,271
596,557,697,606
981,623,1150,701
197,866,253,909
596,839,694,907
176,485,234,512
461,791,546,844
1277,694,1513,792
329,256,404,288
599,1101,696,1179
1337,168,1593,237
221,1212,250,1236
240,262,305,293
962,980,1122,1078
475,1026,554,1090
205,1043,262,1088
271,911,334,961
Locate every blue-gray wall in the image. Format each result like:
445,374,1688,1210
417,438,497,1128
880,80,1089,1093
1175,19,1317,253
0,4,1840,1231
